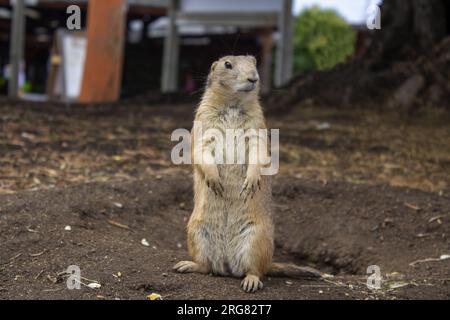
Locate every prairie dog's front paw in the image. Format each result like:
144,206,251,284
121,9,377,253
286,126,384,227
205,175,224,197
241,275,263,293
240,174,261,201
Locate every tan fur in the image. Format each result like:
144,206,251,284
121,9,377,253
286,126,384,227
173,55,321,292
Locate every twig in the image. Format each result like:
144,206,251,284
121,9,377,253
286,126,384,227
26,226,39,233
42,288,63,293
428,215,445,223
409,255,450,266
107,219,133,231
34,270,44,280
404,202,421,211
29,249,47,257
57,271,99,285
9,253,22,261
322,278,347,287
409,258,440,266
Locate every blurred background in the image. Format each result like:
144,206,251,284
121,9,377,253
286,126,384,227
0,0,448,105
0,0,384,101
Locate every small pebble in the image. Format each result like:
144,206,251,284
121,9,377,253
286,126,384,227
141,238,150,247
113,202,123,208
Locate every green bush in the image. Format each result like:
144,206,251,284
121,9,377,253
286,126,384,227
293,6,356,73
22,81,33,93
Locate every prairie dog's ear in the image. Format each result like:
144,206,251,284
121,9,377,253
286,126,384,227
210,61,218,72
207,62,218,87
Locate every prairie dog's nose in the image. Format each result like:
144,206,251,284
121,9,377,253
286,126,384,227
247,77,258,84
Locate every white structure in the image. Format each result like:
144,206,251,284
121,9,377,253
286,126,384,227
160,0,294,92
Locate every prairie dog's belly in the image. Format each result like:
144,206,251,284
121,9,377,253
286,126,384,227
200,165,250,276
195,107,260,275
218,163,245,194
213,106,250,200
204,164,247,218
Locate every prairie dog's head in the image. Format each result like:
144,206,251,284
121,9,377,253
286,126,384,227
207,55,260,97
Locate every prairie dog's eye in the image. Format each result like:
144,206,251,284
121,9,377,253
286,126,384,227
224,61,233,70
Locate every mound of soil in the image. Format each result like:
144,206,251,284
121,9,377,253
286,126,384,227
265,37,450,113
1,175,449,300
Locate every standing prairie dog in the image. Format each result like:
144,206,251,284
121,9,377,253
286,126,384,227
173,55,321,292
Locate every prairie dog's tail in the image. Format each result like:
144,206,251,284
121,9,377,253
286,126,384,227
267,262,322,279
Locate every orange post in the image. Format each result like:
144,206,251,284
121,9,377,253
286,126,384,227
79,0,127,103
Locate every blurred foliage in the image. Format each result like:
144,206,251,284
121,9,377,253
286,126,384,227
293,6,356,73
22,81,32,93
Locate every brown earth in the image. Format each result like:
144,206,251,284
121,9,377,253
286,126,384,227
0,100,449,299
0,175,449,300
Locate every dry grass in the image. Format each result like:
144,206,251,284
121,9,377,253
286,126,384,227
1,103,449,194
273,106,450,193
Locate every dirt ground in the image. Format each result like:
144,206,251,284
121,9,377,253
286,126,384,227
0,100,449,299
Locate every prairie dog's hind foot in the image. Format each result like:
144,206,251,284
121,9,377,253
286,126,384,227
241,274,263,293
173,261,209,274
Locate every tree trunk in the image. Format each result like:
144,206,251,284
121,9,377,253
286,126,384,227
367,0,448,64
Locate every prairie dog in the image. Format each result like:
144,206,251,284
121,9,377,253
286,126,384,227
174,56,321,292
